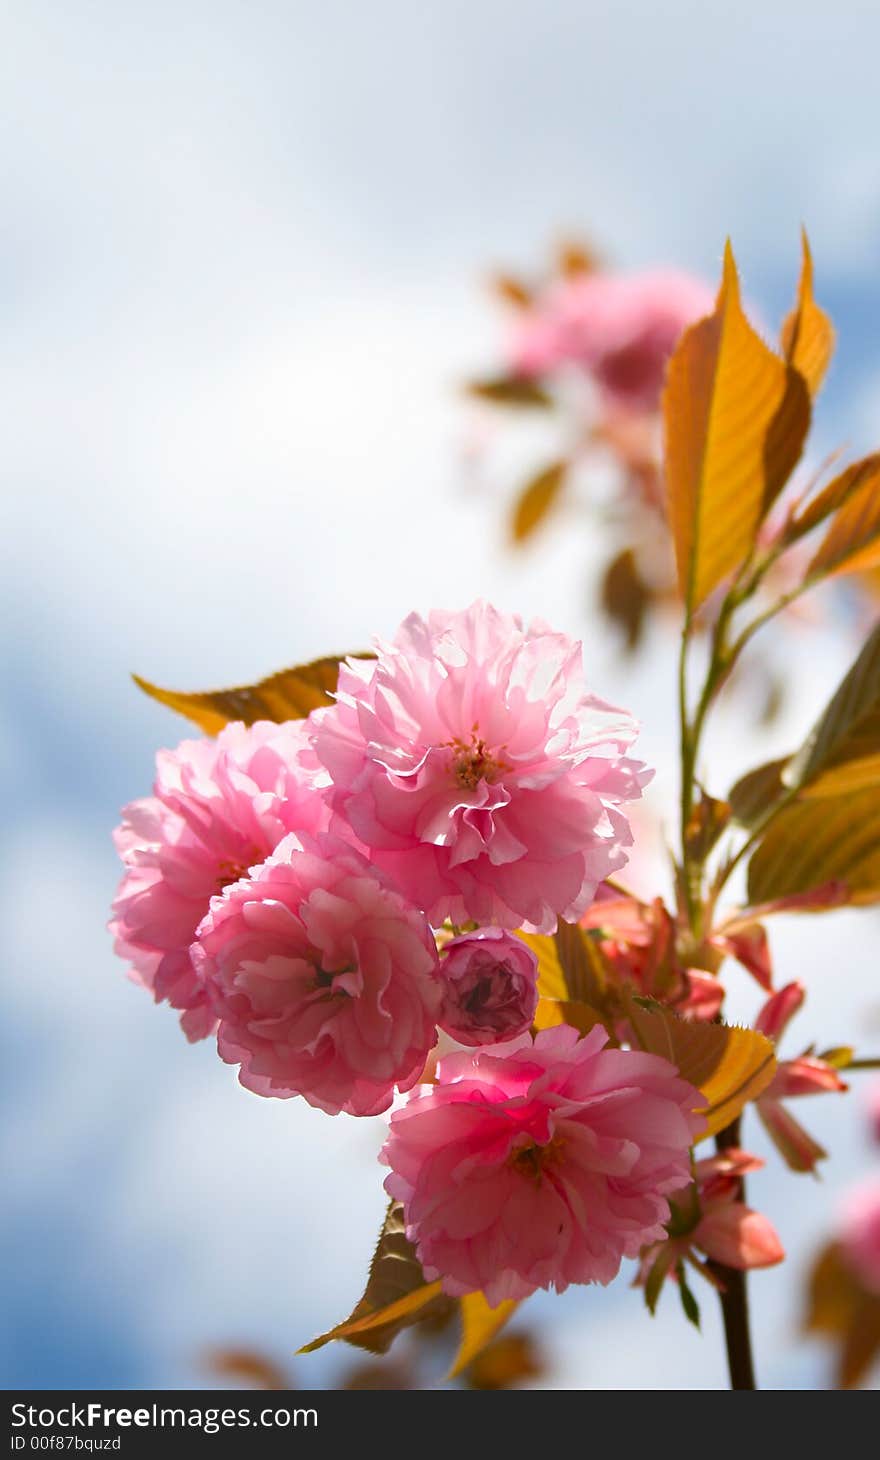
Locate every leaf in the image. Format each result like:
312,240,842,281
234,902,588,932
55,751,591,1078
533,997,607,1037
805,1242,880,1388
510,461,568,544
624,998,776,1138
780,228,835,396
728,757,789,828
464,1333,543,1390
784,621,880,797
133,654,373,735
685,788,732,861
747,788,880,907
489,272,533,309
807,463,880,581
789,454,880,540
663,241,810,612
466,375,553,409
600,548,650,652
203,1349,290,1390
448,1293,519,1379
298,1202,449,1355
557,239,599,276
676,1263,702,1330
517,921,608,1007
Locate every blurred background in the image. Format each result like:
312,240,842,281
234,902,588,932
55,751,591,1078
2,0,880,1390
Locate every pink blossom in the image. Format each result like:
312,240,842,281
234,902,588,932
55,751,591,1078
755,982,847,1172
110,721,330,1041
839,1181,880,1294
193,832,441,1115
381,1024,703,1306
312,602,650,933
509,270,714,412
437,929,538,1047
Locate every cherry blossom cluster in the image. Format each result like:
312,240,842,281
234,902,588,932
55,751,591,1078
109,601,731,1299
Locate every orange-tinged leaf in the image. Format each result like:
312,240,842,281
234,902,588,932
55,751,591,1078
465,1333,543,1390
510,460,568,543
557,239,599,276
448,1294,519,1379
805,1242,880,1389
534,997,606,1037
133,654,373,735
747,788,880,907
517,921,607,1007
663,241,810,611
625,999,776,1138
489,272,533,308
780,229,835,396
298,1202,449,1356
203,1349,289,1390
790,454,880,539
807,466,880,580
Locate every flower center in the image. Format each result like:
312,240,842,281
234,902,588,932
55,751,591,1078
509,1134,565,1187
215,857,250,890
447,727,509,790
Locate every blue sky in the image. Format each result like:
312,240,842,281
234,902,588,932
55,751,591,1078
2,0,880,1390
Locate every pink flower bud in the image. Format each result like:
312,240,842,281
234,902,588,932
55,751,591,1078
755,980,806,1043
437,928,538,1046
696,1203,784,1271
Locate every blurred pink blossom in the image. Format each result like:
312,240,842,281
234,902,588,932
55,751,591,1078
381,1024,703,1306
839,1180,880,1294
312,601,650,933
109,721,330,1041
509,269,714,412
193,832,441,1115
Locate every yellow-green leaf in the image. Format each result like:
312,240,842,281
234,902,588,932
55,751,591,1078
663,241,810,611
518,921,608,1007
448,1293,519,1379
133,653,372,735
807,464,880,581
780,228,835,396
625,999,776,1138
298,1202,448,1356
511,461,568,544
747,788,880,907
785,622,880,797
467,375,553,409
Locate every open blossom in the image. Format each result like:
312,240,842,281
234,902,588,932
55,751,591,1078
839,1180,880,1294
755,982,848,1173
193,832,441,1116
312,601,650,933
637,1150,784,1295
437,928,538,1046
509,269,714,412
110,721,330,1041
381,1024,704,1306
